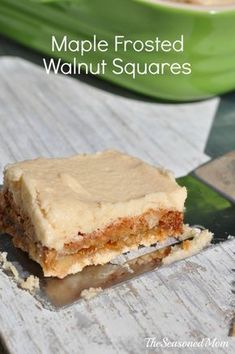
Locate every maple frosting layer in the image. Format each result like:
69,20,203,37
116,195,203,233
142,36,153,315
3,150,187,251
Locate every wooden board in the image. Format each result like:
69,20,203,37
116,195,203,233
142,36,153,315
0,58,234,354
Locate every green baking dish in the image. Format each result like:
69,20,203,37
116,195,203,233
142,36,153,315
0,0,235,101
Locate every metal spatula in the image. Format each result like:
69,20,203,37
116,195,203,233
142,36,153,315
0,151,234,309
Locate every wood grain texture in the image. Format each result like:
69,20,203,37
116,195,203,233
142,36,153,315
0,57,219,179
0,58,234,354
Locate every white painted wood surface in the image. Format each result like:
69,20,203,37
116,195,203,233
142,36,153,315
0,58,234,354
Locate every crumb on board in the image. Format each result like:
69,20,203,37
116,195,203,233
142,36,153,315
80,287,103,300
0,251,19,281
0,251,39,293
19,275,40,293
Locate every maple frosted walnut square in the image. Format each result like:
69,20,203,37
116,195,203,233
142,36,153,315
0,150,186,278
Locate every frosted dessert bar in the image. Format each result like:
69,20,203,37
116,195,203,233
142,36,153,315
0,150,187,278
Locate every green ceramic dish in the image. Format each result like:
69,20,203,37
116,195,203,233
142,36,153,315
0,0,235,101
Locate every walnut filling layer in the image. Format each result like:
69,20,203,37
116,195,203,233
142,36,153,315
0,189,183,278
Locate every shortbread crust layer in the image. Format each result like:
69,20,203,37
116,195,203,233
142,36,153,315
0,189,183,278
